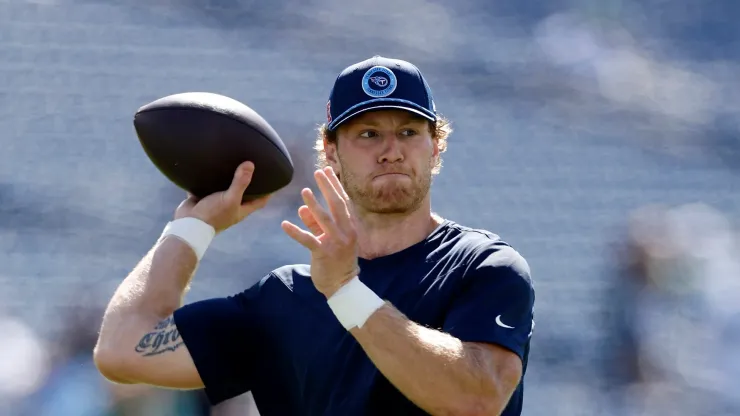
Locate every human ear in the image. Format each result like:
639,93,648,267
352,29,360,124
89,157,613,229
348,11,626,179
324,137,341,175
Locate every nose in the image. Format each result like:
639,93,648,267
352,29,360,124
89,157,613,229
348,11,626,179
378,135,404,164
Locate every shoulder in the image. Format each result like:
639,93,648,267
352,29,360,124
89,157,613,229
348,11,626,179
438,220,532,287
239,264,323,303
253,263,312,292
438,221,530,271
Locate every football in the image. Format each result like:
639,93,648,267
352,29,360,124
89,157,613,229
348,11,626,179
133,92,294,201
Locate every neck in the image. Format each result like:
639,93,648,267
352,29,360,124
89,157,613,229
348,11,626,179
351,198,443,260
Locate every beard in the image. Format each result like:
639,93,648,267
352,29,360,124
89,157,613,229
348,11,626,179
339,160,433,215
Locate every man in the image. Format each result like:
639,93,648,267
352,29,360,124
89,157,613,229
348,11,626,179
93,56,536,416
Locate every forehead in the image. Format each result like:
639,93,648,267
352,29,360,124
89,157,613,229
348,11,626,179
344,109,427,127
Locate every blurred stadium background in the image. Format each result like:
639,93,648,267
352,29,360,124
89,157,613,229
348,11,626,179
1,0,739,415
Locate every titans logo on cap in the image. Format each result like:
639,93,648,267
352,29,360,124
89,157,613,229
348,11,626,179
362,66,397,98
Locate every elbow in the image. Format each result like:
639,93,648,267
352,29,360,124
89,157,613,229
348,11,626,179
454,374,519,416
451,397,504,416
470,398,507,416
470,376,520,415
92,344,134,384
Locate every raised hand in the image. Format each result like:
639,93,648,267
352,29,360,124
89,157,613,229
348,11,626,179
175,161,271,234
281,167,359,298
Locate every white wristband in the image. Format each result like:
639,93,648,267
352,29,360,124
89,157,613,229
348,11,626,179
327,276,385,330
159,217,215,261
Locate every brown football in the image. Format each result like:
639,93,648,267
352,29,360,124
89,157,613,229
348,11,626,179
133,92,293,201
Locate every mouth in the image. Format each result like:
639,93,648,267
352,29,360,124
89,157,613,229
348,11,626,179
374,173,409,179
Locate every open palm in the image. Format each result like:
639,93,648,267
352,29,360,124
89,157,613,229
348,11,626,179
281,167,360,298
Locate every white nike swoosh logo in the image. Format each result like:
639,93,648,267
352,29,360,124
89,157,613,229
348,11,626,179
495,315,514,329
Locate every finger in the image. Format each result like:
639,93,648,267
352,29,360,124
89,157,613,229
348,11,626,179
315,169,351,232
298,205,323,236
225,161,255,203
281,220,321,251
324,166,349,201
302,187,340,238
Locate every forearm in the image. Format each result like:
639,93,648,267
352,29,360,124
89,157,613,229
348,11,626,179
97,237,198,350
350,304,501,415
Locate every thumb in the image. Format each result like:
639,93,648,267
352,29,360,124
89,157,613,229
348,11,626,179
225,161,255,202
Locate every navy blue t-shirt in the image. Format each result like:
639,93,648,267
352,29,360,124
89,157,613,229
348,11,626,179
173,220,535,415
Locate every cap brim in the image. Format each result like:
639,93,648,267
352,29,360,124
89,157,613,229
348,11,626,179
328,101,436,131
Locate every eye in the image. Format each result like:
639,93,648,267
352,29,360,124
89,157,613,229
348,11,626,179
359,130,378,139
400,129,418,137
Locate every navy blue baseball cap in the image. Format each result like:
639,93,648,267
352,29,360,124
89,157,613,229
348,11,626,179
325,56,437,131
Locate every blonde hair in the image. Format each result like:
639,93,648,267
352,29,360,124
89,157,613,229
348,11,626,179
313,115,452,174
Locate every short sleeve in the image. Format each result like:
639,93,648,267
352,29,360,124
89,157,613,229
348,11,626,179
173,281,263,405
442,246,535,362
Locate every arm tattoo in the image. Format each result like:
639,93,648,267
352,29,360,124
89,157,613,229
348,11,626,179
134,316,184,357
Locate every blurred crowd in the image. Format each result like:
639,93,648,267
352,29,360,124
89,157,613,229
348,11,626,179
1,0,739,415
601,204,740,415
